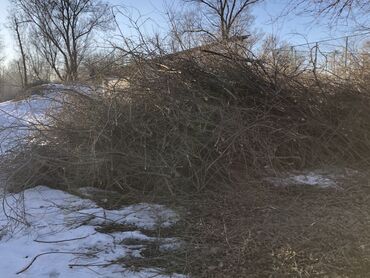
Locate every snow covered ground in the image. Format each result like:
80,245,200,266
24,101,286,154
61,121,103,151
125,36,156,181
0,94,53,153
0,83,95,153
0,84,186,277
0,186,184,277
0,84,82,153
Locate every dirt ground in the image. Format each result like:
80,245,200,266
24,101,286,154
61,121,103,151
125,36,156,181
180,170,370,277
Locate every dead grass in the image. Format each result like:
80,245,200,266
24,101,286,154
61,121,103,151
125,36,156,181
176,171,370,277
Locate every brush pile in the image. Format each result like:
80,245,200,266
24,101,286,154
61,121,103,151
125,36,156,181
4,45,370,193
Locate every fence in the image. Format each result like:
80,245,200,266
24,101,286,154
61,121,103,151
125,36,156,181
272,32,370,79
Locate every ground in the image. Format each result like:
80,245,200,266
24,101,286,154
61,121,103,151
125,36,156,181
1,84,370,277
0,186,186,277
181,170,370,277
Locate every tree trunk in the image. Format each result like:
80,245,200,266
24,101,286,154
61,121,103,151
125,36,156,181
14,19,28,88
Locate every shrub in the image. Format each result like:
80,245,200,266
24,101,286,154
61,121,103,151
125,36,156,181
4,47,370,193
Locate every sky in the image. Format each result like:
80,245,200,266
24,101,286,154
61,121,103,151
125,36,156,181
0,0,356,63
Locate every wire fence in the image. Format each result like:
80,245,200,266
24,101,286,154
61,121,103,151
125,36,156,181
272,32,370,78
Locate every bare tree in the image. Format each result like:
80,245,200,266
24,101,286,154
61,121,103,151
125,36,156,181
24,39,53,83
0,32,4,98
0,32,4,65
12,0,113,82
8,14,28,88
298,0,368,17
184,0,262,40
291,0,369,30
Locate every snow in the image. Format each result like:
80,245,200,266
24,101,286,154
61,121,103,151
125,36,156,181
0,94,54,152
266,171,337,188
0,186,185,277
0,83,93,153
290,173,336,188
0,86,69,153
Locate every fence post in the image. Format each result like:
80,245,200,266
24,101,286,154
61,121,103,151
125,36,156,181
313,42,318,75
333,51,336,74
291,46,296,66
344,36,349,79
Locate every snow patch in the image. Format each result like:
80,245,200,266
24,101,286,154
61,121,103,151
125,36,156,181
0,88,69,153
290,173,336,188
0,83,94,153
0,186,184,277
266,171,337,188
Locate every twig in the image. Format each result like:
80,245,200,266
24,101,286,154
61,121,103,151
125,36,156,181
68,263,112,268
16,251,95,275
34,233,96,243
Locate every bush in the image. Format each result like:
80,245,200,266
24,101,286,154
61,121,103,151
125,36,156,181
4,47,370,193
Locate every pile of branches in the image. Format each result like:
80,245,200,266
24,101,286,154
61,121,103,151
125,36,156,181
4,46,370,193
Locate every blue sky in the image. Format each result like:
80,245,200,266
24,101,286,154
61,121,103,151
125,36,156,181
0,0,355,62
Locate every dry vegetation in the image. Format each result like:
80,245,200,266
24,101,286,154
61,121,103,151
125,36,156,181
3,42,370,276
178,172,370,277
6,45,370,189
